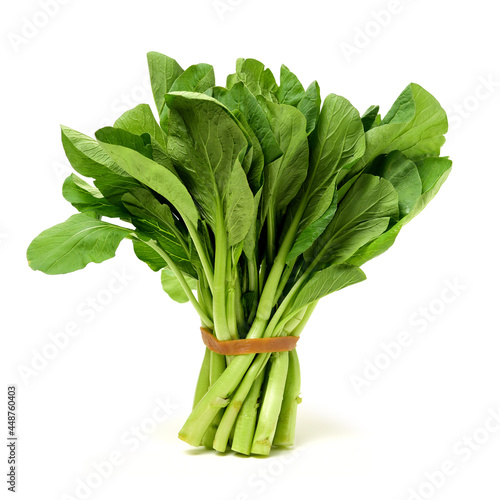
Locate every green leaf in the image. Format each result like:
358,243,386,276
165,91,248,230
95,126,153,159
263,102,309,219
62,174,126,218
161,267,197,303
96,127,199,226
346,224,401,268
306,174,399,267
227,58,278,101
368,151,422,217
290,264,366,314
170,63,215,93
225,161,254,247
297,81,321,135
114,104,167,150
342,84,448,185
232,110,265,192
61,126,145,208
277,65,305,106
92,171,144,208
361,105,379,131
412,157,452,215
61,125,122,178
27,213,130,275
286,190,337,262
122,188,192,271
417,156,452,193
309,94,366,176
147,52,183,117
212,82,282,165
293,93,365,233
347,157,452,267
132,238,166,272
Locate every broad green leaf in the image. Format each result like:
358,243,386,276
132,232,198,275
417,156,452,193
27,213,130,275
361,105,379,131
297,81,321,135
147,52,183,117
122,188,192,271
277,65,305,106
61,125,123,177
164,92,248,231
288,264,366,317
61,126,144,207
346,223,401,268
309,94,366,176
292,93,365,233
161,268,197,303
368,151,422,217
132,238,167,272
224,161,254,247
263,102,309,219
412,157,452,216
96,127,199,226
114,104,167,150
286,190,337,262
232,110,265,192
170,63,215,93
212,82,282,165
92,171,144,208
62,174,126,218
306,174,398,267
132,217,197,276
96,126,153,159
227,58,278,101
342,84,448,185
347,157,452,267
378,83,448,158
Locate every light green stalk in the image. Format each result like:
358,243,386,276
201,351,226,448
185,220,214,292
213,206,234,341
231,369,266,455
180,195,310,446
251,351,289,455
273,349,301,446
212,351,270,452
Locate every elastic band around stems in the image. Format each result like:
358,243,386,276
200,328,299,355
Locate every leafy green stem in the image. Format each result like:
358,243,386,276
185,219,215,292
213,207,233,341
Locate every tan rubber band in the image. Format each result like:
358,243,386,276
200,327,299,355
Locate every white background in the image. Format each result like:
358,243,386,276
1,1,499,499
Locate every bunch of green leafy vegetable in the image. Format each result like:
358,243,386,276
27,52,451,455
